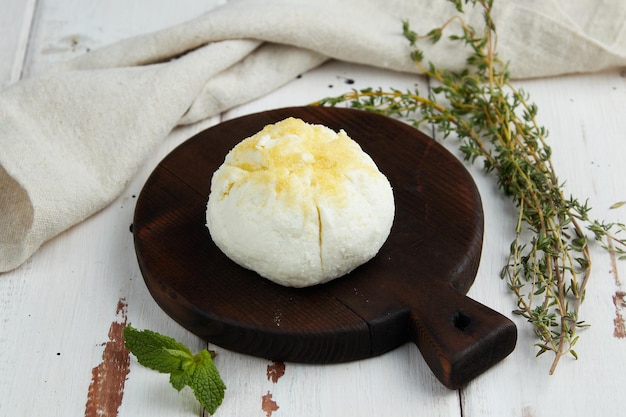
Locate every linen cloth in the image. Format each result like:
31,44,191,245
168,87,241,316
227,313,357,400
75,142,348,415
1,0,625,272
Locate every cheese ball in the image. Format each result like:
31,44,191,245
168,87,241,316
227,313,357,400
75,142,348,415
206,117,394,287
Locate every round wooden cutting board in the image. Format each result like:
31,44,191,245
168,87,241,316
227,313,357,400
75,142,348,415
133,106,516,389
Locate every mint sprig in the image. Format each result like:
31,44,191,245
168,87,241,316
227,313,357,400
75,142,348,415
123,325,226,414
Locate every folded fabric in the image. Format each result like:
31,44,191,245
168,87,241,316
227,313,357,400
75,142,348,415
1,0,625,273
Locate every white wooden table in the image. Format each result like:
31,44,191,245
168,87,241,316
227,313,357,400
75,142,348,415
1,1,625,416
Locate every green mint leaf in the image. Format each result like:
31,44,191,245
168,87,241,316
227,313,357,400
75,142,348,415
169,368,193,392
168,349,226,413
188,349,226,415
123,326,193,374
123,326,226,414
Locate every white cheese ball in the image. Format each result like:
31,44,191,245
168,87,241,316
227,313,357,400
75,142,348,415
206,117,394,287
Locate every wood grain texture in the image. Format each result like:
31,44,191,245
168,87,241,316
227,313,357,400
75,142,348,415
133,106,516,389
0,0,36,86
19,0,224,77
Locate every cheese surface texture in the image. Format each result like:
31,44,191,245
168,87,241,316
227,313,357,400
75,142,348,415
206,117,394,287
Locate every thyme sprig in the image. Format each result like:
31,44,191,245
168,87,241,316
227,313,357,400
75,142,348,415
313,0,626,373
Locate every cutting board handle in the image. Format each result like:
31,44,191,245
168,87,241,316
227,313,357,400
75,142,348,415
408,282,517,389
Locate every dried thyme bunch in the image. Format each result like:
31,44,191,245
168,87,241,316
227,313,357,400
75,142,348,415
314,0,626,373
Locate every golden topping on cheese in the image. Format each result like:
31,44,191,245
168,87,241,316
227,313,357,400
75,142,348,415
206,117,394,287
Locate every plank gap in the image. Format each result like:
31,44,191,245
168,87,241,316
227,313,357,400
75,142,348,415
10,0,39,83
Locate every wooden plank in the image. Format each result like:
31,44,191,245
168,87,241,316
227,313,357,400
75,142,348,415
0,1,223,416
21,0,226,76
0,0,37,86
0,121,221,417
461,71,626,416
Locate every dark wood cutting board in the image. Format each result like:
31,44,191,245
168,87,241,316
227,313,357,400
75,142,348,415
133,106,517,389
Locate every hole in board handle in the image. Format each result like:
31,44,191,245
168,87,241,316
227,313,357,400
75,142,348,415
452,310,472,332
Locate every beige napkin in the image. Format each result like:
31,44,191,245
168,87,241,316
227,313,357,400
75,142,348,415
1,0,625,273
